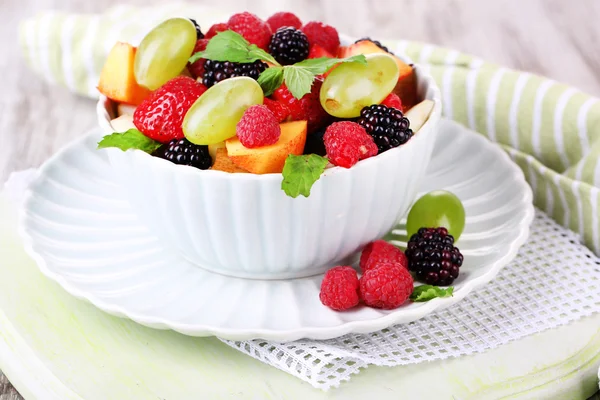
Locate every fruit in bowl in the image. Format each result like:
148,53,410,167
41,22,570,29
96,12,442,280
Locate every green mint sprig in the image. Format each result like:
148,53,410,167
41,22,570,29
97,129,161,153
281,154,329,198
409,285,454,302
190,30,367,98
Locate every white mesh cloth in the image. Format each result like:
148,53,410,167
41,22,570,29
221,211,600,390
5,171,600,391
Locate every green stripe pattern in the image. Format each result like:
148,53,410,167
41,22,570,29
18,5,600,255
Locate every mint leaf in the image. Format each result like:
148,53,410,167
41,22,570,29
409,285,454,302
293,54,367,75
189,30,279,66
281,154,328,198
97,129,161,153
258,67,284,96
282,66,315,99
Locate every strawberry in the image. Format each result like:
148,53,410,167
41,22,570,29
133,76,207,143
188,39,209,79
308,44,334,59
264,98,291,123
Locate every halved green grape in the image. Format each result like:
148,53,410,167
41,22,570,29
320,53,400,118
183,77,264,145
134,18,197,90
406,190,466,241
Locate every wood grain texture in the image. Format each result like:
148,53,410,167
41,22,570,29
1,0,599,398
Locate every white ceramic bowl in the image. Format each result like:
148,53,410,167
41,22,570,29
97,64,442,279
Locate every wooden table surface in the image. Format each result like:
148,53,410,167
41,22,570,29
1,0,599,398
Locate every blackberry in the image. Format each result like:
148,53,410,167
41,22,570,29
189,19,204,39
202,60,268,88
268,27,309,65
357,104,413,152
355,37,389,53
405,227,464,286
153,138,212,170
303,126,327,156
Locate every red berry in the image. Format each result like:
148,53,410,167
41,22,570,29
264,98,291,123
323,122,378,168
133,77,207,143
359,262,413,309
271,76,329,133
266,12,302,31
228,12,272,50
381,93,404,111
360,240,408,273
308,43,335,59
236,105,281,148
301,21,340,55
205,23,228,39
319,266,360,311
188,39,209,79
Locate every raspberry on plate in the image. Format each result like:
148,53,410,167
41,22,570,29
319,266,360,311
359,262,414,309
301,21,340,55
205,22,228,39
271,77,329,134
227,12,272,50
188,39,209,79
381,93,404,111
263,98,291,123
266,12,303,31
323,121,378,168
133,76,207,143
359,240,408,273
236,105,281,148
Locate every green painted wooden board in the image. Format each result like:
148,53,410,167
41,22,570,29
0,193,599,399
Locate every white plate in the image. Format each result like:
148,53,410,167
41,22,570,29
19,119,533,341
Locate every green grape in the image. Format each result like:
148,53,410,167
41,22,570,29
320,53,400,118
406,190,466,241
183,77,264,145
134,18,197,90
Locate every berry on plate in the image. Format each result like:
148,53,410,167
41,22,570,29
153,138,212,170
319,266,360,311
133,76,207,143
359,240,408,273
205,22,228,39
381,92,403,111
266,12,303,31
359,262,414,309
405,227,464,286
301,21,340,55
188,38,209,79
227,12,272,50
263,98,291,123
268,27,310,65
272,77,329,134
357,104,412,153
323,121,378,168
236,105,281,148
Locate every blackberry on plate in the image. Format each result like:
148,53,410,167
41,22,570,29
268,27,309,65
202,60,268,88
355,37,389,53
153,138,212,170
405,227,464,286
303,126,327,156
357,104,413,153
189,18,204,39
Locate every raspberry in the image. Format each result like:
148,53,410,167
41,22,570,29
263,98,291,123
323,121,378,168
227,12,272,50
359,262,413,309
301,21,340,55
357,104,413,153
189,18,204,39
236,105,281,148
359,240,408,273
133,76,207,143
319,266,360,311
205,22,228,39
268,27,309,65
405,227,464,286
266,12,302,31
271,77,329,134
188,39,209,79
381,93,404,112
153,138,212,170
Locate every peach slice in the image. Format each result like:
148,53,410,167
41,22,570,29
211,148,249,173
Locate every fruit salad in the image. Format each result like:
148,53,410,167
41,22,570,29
96,12,435,198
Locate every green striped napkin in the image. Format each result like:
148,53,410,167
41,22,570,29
19,3,600,255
